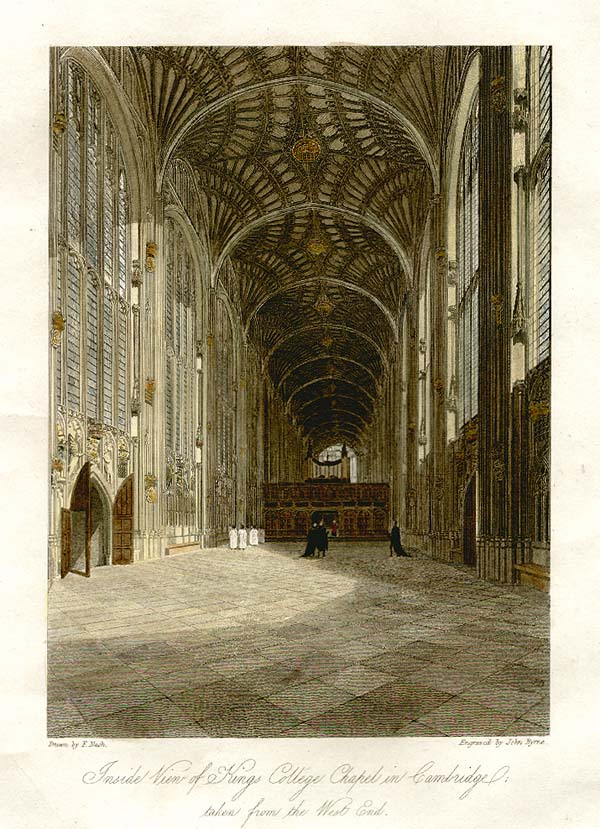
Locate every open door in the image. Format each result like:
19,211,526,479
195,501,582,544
113,474,134,564
60,508,71,578
463,475,477,566
68,462,91,577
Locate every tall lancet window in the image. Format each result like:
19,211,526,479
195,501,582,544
533,46,551,365
57,60,130,429
456,94,479,428
164,217,197,525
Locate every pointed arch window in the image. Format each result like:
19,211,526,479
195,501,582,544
532,46,551,365
55,59,130,430
164,216,197,526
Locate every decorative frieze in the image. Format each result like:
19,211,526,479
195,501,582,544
491,443,506,481
144,474,158,503
435,247,447,277
512,87,529,133
50,311,65,347
145,242,157,272
52,111,67,136
447,261,457,286
117,437,130,478
465,421,478,444
131,259,142,286
491,75,507,113
529,401,550,420
144,378,156,405
491,294,504,326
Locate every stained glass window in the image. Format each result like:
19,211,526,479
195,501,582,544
164,218,197,458
535,153,551,362
58,59,130,429
103,291,114,425
117,309,127,430
66,257,81,409
533,46,551,365
86,279,99,417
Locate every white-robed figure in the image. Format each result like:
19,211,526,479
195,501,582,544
258,527,265,544
237,525,248,550
229,525,238,550
249,526,259,546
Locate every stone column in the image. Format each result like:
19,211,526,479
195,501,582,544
205,291,216,544
429,194,449,559
137,198,164,560
236,339,248,525
404,285,419,543
478,47,513,582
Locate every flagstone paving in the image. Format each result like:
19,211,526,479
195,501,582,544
47,541,550,738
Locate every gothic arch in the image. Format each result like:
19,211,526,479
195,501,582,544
212,203,413,286
159,75,439,192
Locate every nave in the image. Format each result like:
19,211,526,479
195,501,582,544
48,543,549,738
48,45,552,739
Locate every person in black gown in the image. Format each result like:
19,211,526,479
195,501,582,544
316,519,328,557
300,522,319,557
389,520,410,557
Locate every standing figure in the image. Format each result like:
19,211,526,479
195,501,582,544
229,525,238,550
238,524,248,550
331,519,338,538
258,527,265,544
249,525,259,546
389,520,410,557
300,523,318,557
316,519,329,558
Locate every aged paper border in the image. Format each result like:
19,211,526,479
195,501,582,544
1,0,599,826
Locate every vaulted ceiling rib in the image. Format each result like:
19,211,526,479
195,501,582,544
130,46,473,450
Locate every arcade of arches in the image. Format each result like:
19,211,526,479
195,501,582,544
49,46,551,590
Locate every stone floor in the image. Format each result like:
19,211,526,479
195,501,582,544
47,542,550,738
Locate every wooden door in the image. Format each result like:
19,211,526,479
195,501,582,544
69,462,91,577
113,475,133,564
60,508,71,578
463,476,477,566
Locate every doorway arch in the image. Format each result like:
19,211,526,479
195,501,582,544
62,461,91,577
89,475,112,568
61,463,114,577
463,474,477,566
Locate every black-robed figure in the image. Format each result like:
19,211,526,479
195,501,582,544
390,520,410,557
316,520,328,557
300,523,319,557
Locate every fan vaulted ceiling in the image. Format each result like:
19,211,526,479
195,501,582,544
127,45,473,451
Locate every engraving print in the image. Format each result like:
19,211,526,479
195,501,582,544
47,46,551,738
